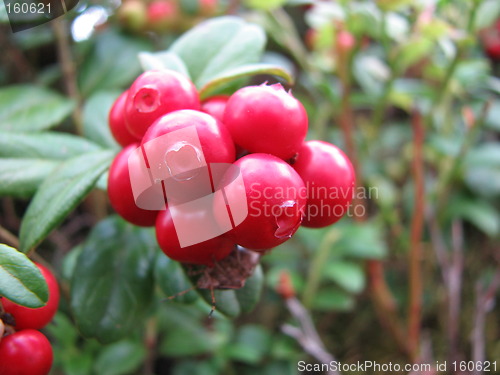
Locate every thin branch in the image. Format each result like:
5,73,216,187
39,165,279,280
408,109,425,357
447,220,464,363
472,269,500,370
0,224,20,249
282,297,341,375
52,18,83,134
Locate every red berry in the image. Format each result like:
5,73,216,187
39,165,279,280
142,110,235,165
156,208,235,266
108,144,160,226
200,95,229,122
125,70,200,139
109,90,139,147
1,264,59,331
0,330,53,375
336,30,355,55
223,83,308,160
293,141,355,228
147,0,178,31
223,154,306,250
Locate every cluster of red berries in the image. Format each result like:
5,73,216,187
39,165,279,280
108,69,355,267
118,0,220,34
0,264,60,375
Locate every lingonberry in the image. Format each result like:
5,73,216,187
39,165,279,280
223,83,308,160
0,330,53,375
142,109,235,165
292,141,355,228
109,90,139,147
222,154,306,250
200,95,229,122
1,263,59,331
125,70,200,139
108,143,160,226
156,208,235,266
147,0,178,32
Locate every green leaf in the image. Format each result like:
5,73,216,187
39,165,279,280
0,244,48,307
0,1,8,22
138,51,189,77
198,288,241,318
464,143,500,197
170,16,266,88
244,0,287,10
323,261,365,294
199,64,293,99
0,85,74,132
226,324,271,364
71,216,157,343
474,0,500,31
19,150,114,253
83,91,121,149
235,264,263,314
448,196,500,237
159,304,216,357
0,158,59,198
334,221,388,259
312,288,355,311
155,253,198,304
78,30,152,97
0,132,101,159
94,340,146,375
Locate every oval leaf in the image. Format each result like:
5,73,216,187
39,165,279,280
19,150,114,253
0,132,101,159
78,30,152,97
70,216,157,343
170,16,266,87
155,253,198,304
0,244,48,307
94,340,146,375
138,51,189,77
83,91,121,149
199,64,293,99
0,85,74,132
0,158,59,198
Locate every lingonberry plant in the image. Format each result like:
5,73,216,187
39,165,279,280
1,2,499,374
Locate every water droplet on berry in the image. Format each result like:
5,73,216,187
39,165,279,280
274,200,302,239
134,86,160,113
164,142,203,181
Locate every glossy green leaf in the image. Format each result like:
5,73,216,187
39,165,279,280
78,30,152,97
0,244,48,307
159,304,216,356
0,158,59,198
448,196,500,237
235,264,263,313
94,340,146,375
464,143,500,197
245,0,287,10
170,16,266,87
83,91,121,149
0,132,101,159
334,221,388,259
226,324,272,364
138,51,189,77
323,261,366,294
199,64,293,99
71,216,157,343
19,150,114,253
198,288,241,318
0,85,74,132
312,288,355,311
155,253,198,304
474,0,500,31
